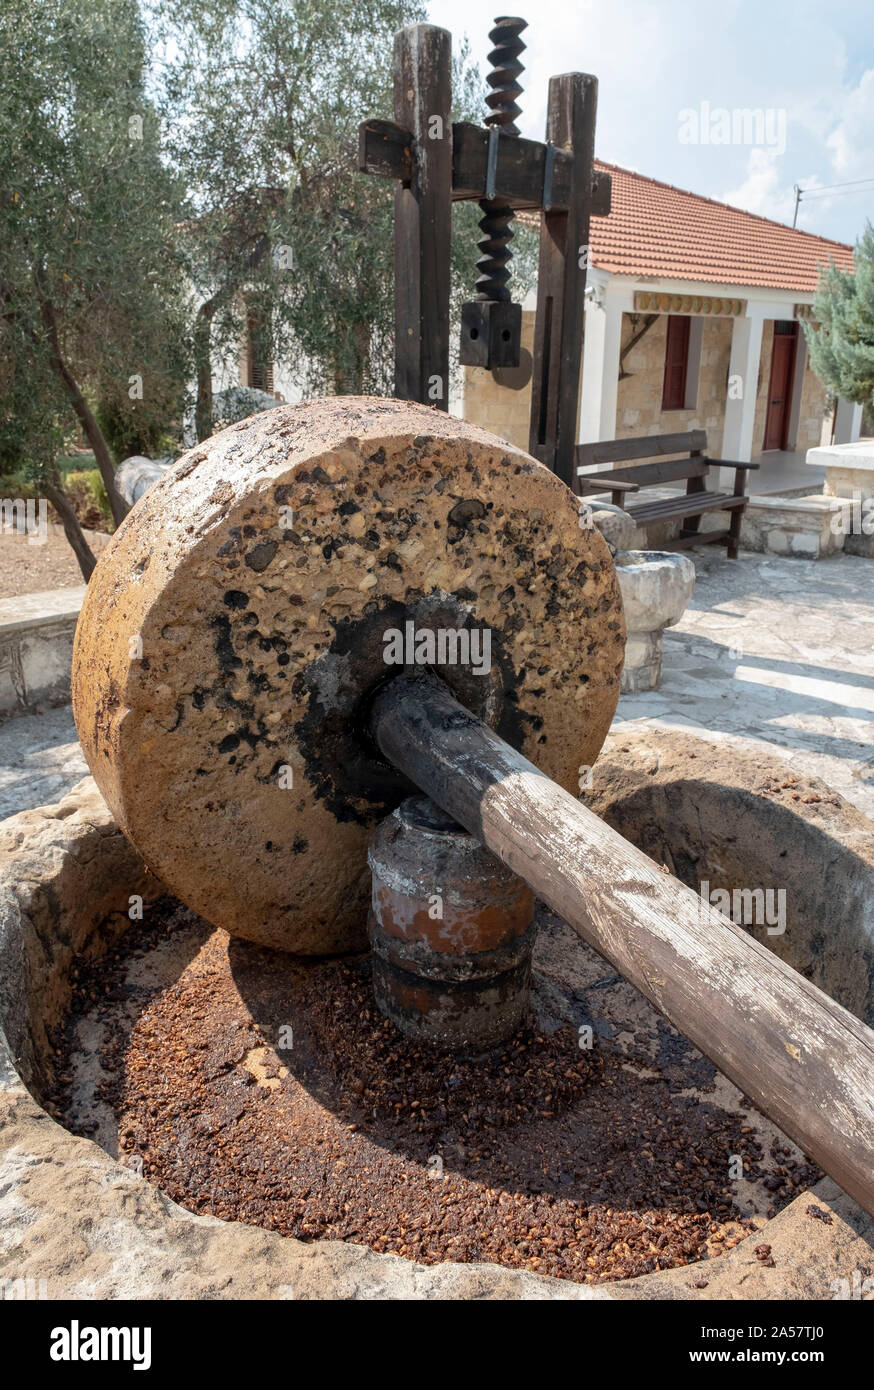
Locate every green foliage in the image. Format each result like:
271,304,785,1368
0,456,111,530
94,395,180,464
155,0,501,404
0,0,190,483
0,346,67,481
155,0,428,400
805,223,874,408
65,467,112,523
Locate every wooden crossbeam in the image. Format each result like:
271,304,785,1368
359,118,612,216
358,25,604,480
358,119,413,183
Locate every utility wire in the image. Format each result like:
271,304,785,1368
800,175,874,193
793,176,874,225
800,184,874,200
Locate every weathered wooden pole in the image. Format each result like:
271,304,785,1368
392,24,452,409
371,669,874,1219
529,72,598,488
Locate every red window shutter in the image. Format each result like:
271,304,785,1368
662,315,691,410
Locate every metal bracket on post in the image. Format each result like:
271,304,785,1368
542,140,556,212
485,126,501,200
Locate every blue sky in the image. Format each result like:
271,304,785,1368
427,0,874,246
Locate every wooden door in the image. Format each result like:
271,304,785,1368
662,315,691,410
763,322,798,451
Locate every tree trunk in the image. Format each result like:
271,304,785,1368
43,479,96,582
37,297,128,528
332,322,371,395
194,292,226,442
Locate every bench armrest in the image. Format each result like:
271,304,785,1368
702,457,761,470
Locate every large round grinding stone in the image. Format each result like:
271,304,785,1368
73,398,625,954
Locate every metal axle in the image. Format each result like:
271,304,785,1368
367,795,535,1049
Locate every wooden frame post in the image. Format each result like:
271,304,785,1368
361,28,608,460
529,73,598,488
392,25,452,409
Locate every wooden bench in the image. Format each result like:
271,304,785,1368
575,429,759,560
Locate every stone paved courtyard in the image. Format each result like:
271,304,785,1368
1,550,873,823
612,550,874,819
0,704,87,821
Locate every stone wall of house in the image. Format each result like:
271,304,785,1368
797,356,831,451
460,307,831,458
460,310,536,450
615,314,733,445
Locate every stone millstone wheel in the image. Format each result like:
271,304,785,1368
73,397,625,954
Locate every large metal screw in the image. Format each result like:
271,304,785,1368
459,16,528,371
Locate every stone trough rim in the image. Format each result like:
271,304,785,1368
0,771,871,1301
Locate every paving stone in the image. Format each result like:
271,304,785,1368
616,550,874,817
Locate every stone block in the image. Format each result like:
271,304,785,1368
0,587,85,718
740,495,848,560
807,442,874,557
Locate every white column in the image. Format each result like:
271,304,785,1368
834,398,863,444
721,313,764,485
579,286,624,443
578,296,606,444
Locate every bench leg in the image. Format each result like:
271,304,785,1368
727,505,743,560
682,473,706,544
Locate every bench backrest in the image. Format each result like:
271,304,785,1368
576,429,709,488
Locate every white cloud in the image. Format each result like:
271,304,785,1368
722,149,794,222
425,0,874,240
826,66,874,176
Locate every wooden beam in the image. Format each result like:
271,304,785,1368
580,457,711,487
358,119,413,182
392,25,452,408
451,123,611,213
529,73,598,488
359,119,612,216
618,312,658,379
576,429,709,468
371,670,874,1221
575,476,639,495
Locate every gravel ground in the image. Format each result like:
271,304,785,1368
0,532,87,598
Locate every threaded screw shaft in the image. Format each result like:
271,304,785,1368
475,17,527,302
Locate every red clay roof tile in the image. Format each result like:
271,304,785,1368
547,161,854,292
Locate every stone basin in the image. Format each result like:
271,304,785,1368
614,551,696,693
1,730,872,1300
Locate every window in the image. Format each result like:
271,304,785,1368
662,315,691,410
246,307,275,395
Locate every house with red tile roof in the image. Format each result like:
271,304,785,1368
462,161,860,485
